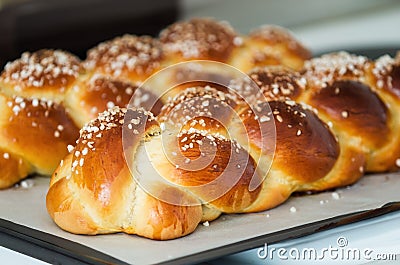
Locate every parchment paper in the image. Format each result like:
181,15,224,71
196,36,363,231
0,172,399,265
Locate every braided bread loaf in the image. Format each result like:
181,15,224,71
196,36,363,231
46,50,400,240
1,16,399,240
0,18,310,189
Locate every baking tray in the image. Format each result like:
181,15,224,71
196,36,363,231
1,172,400,265
1,48,400,265
314,46,399,58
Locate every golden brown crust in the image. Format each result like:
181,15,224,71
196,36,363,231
243,25,312,71
249,25,311,60
230,66,306,104
236,102,275,156
158,85,238,128
0,149,32,189
0,94,79,182
251,67,306,100
132,186,203,240
237,99,340,212
157,85,263,213
159,18,238,62
232,64,372,197
65,75,163,127
302,51,399,172
167,131,262,213
307,80,389,149
299,145,366,191
263,101,339,183
47,107,203,240
46,169,100,235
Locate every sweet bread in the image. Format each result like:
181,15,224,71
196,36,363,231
1,17,399,241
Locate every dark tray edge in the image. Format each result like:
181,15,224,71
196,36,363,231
1,202,399,265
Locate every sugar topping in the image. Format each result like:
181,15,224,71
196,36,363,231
250,24,298,44
5,95,75,141
176,127,243,160
304,52,370,88
158,85,237,125
85,75,141,107
268,100,322,138
20,179,35,189
67,145,74,153
395,158,400,168
373,54,396,89
2,152,10,160
1,49,82,88
71,107,156,174
81,107,123,136
87,75,139,94
159,18,237,60
84,35,163,77
129,86,154,109
331,191,341,200
231,66,306,104
229,76,266,105
6,95,55,118
79,106,155,142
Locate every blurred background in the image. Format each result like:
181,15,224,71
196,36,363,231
182,0,400,54
1,0,400,67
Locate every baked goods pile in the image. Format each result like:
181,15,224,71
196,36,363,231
1,18,399,240
0,18,309,189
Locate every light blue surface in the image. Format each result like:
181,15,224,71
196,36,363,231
207,211,400,264
0,247,50,265
1,211,399,264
